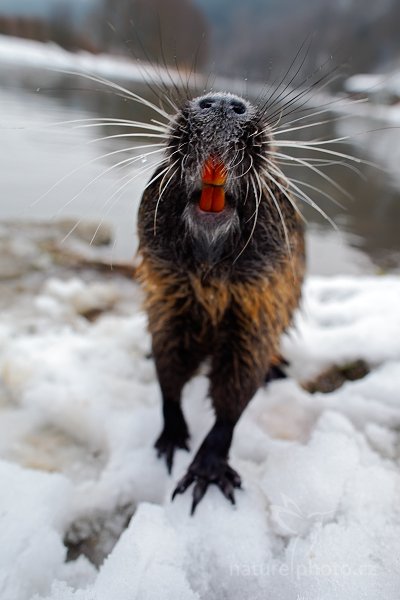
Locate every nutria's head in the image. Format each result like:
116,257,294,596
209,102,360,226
161,91,274,262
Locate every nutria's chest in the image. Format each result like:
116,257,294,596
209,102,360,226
137,242,304,344
138,180,303,280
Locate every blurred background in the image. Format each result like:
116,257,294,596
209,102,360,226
0,0,399,274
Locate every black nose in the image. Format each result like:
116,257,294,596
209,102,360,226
198,96,247,115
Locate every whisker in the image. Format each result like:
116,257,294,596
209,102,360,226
265,69,342,126
274,156,367,179
285,182,338,230
262,161,337,229
260,166,307,225
57,159,166,246
142,162,172,192
273,143,379,168
229,146,246,172
49,68,173,120
264,151,353,200
272,114,354,136
151,118,172,129
89,132,173,143
125,19,184,110
46,116,169,130
266,78,347,138
256,103,344,141
263,54,341,122
73,121,168,133
30,142,166,208
89,160,167,246
243,178,250,206
278,136,353,146
133,55,181,113
257,34,313,114
270,97,368,132
233,172,261,263
52,148,165,217
104,159,166,207
273,93,367,130
232,152,253,180
153,160,180,235
259,174,295,277
60,220,83,244
289,177,345,209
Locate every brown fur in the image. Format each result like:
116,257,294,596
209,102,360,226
137,230,304,421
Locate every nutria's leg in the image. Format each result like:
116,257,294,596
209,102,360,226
173,309,268,513
172,419,242,514
155,397,189,473
264,355,289,383
152,320,207,473
265,363,288,383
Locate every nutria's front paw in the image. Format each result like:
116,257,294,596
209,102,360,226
155,426,190,473
172,455,242,515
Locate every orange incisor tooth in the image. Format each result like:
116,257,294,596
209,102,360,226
199,157,226,212
199,185,225,212
199,186,213,211
211,186,225,212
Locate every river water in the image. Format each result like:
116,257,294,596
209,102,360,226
1,63,399,275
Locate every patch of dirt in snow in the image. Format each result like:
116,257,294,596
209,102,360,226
6,424,106,480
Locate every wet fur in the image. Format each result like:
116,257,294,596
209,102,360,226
137,92,305,510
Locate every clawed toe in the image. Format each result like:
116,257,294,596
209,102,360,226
155,429,189,473
172,459,242,514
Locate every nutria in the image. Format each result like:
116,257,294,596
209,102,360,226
137,91,305,514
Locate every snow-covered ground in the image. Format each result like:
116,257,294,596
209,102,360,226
0,34,175,84
1,222,400,600
345,72,400,116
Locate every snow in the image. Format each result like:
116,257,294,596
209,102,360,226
0,34,179,84
339,70,400,129
345,72,400,101
0,461,72,600
1,242,400,600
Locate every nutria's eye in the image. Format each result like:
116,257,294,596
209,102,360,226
230,100,246,115
198,99,214,110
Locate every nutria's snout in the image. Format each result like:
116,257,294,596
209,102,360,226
167,92,267,199
162,91,274,262
195,94,249,117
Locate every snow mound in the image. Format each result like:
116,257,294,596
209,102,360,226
0,271,400,599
